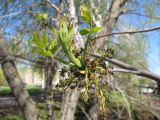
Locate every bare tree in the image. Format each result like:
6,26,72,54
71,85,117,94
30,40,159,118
0,32,40,120
44,58,57,120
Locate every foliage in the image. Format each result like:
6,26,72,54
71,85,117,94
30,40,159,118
53,19,82,68
80,4,92,26
31,3,109,113
32,31,58,57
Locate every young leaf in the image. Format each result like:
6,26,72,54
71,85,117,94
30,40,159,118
48,40,58,54
80,28,90,35
80,4,92,25
42,32,48,49
32,32,44,49
66,23,74,49
35,49,52,57
60,19,68,34
89,27,103,34
38,13,48,21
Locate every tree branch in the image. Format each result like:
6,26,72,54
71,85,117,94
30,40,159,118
93,26,160,40
45,0,59,12
90,54,160,82
66,0,84,49
0,12,22,19
13,54,44,65
93,0,128,51
125,12,160,20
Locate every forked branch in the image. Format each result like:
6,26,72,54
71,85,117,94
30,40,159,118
90,54,160,82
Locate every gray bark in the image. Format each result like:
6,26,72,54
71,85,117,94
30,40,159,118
60,0,83,120
44,58,57,120
60,87,80,120
91,54,160,82
0,33,40,120
93,0,128,52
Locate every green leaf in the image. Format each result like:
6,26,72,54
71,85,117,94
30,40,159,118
53,27,58,38
48,40,58,54
38,13,48,21
32,32,44,49
60,19,68,35
80,4,92,25
42,32,48,49
80,27,102,36
35,49,52,57
52,19,82,68
66,23,74,49
89,27,103,34
42,13,48,20
80,28,90,35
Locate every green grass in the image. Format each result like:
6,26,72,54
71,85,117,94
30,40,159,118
0,85,43,95
0,113,23,120
0,101,61,120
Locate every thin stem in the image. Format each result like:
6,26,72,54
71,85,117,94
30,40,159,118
82,36,91,66
54,56,74,66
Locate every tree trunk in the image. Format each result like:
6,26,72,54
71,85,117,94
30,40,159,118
0,33,40,120
88,98,99,120
44,58,57,120
157,81,160,94
60,1,83,119
60,87,81,120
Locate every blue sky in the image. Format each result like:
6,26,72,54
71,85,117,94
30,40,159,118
147,31,160,74
119,2,160,74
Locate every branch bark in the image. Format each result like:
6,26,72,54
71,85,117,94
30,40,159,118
67,0,84,49
0,33,40,120
60,87,81,120
60,1,83,120
45,0,59,12
93,0,128,52
90,54,160,82
93,26,160,40
13,54,44,65
44,58,57,120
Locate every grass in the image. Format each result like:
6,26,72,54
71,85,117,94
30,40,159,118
0,85,62,120
0,114,23,120
0,86,86,119
0,101,62,120
0,85,43,96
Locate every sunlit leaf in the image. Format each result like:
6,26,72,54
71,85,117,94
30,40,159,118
35,49,52,57
38,13,48,21
80,28,90,35
80,4,92,25
32,32,44,49
42,32,48,49
48,40,58,54
89,27,103,34
66,23,74,49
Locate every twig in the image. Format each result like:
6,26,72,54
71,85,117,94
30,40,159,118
0,12,22,19
93,26,160,40
90,53,160,82
125,12,160,20
45,0,59,12
13,54,44,65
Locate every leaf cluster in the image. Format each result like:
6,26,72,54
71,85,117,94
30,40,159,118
32,31,58,58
